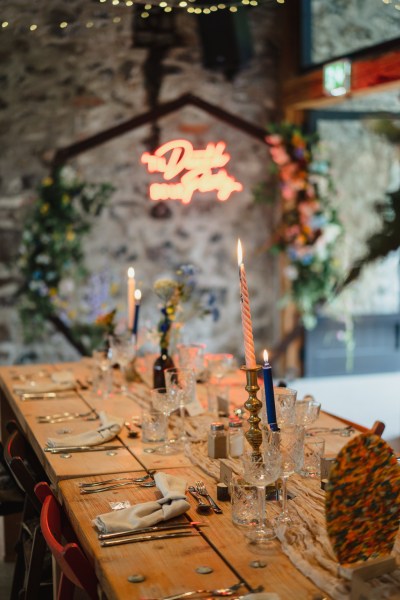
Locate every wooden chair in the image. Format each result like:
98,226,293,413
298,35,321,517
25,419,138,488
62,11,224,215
3,420,52,600
35,481,99,600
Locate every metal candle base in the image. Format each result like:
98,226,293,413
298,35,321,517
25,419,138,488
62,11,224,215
241,365,263,460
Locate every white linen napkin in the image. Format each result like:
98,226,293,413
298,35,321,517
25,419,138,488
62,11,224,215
46,411,124,448
93,472,190,533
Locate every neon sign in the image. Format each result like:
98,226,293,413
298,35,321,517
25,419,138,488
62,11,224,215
141,139,243,204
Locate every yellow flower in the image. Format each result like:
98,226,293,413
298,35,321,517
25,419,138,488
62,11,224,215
40,203,50,215
62,194,70,205
66,230,75,242
110,283,119,295
48,288,58,297
67,310,77,320
42,177,53,187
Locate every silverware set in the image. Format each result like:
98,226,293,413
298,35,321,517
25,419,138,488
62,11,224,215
99,521,208,547
188,482,222,514
79,471,156,493
37,410,98,424
143,581,249,600
44,445,122,455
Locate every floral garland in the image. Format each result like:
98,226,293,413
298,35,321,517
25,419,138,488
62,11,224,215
265,122,343,328
17,165,115,355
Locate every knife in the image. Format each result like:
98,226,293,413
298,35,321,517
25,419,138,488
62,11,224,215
18,390,75,400
99,521,207,540
44,445,121,454
100,531,198,547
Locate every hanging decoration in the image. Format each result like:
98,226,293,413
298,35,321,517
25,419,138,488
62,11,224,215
262,122,343,329
17,166,115,355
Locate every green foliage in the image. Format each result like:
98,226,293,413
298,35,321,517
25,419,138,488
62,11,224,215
17,166,115,353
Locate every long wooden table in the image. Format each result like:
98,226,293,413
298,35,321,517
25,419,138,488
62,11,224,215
0,360,395,600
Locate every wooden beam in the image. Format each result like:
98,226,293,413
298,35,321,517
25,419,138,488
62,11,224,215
283,48,400,111
51,93,267,167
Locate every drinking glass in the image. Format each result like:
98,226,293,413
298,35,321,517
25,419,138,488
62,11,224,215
205,353,236,383
92,347,113,399
141,406,167,444
109,333,136,391
274,386,297,426
266,425,305,525
295,397,321,428
150,387,181,455
241,443,282,549
177,343,206,381
301,437,325,478
164,368,196,446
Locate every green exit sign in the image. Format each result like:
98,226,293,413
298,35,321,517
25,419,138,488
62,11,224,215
323,59,351,97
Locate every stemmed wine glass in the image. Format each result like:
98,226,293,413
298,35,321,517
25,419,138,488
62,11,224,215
241,442,282,550
268,425,305,525
164,367,196,446
205,353,236,384
151,387,180,455
295,396,321,429
109,333,136,392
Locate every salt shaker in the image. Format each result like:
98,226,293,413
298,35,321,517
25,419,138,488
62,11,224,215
208,422,227,459
228,419,244,458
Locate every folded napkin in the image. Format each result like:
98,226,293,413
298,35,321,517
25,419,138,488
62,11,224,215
14,371,77,394
47,411,124,448
94,472,190,534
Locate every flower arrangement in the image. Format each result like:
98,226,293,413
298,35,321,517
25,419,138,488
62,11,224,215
264,122,343,328
17,165,115,354
153,264,216,352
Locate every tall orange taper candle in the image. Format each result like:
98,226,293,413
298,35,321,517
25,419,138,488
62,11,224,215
237,239,256,369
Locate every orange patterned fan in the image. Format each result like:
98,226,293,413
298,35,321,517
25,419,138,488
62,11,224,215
325,433,400,565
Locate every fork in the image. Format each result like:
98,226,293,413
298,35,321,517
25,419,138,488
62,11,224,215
154,581,246,599
195,481,223,514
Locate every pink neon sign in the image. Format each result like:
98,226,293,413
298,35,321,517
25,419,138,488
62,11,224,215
141,139,243,204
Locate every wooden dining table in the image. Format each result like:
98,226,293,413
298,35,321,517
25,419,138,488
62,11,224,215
0,359,399,600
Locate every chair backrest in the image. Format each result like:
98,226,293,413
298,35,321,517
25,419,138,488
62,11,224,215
3,421,47,514
370,420,385,437
35,482,98,600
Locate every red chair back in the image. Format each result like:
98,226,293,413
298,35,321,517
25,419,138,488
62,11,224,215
36,482,98,600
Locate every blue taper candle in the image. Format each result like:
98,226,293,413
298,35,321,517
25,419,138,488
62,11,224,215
262,349,278,431
132,289,141,336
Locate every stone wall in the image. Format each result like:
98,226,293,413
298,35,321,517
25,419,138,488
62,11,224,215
0,3,281,365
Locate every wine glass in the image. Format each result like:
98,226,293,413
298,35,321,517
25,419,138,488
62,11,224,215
241,442,282,550
109,333,136,391
151,387,181,455
92,347,113,399
164,368,196,446
295,396,321,429
268,425,305,525
205,353,236,383
177,344,206,382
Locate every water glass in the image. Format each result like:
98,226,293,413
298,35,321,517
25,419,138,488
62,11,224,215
141,406,167,443
261,386,297,426
302,437,325,478
231,475,259,529
177,343,206,381
295,397,321,427
205,353,236,383
165,367,196,445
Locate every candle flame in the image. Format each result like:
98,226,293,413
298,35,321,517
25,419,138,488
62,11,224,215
134,289,142,302
127,267,135,279
263,349,269,363
237,239,243,266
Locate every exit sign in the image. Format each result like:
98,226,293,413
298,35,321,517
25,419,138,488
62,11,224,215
323,59,351,97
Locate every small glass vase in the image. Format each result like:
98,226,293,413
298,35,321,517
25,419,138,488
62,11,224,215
153,348,175,388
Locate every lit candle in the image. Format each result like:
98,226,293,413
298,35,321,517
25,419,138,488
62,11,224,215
127,267,135,331
262,349,278,431
237,239,256,369
132,289,142,336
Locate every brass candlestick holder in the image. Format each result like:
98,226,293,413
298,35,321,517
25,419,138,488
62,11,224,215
241,365,263,460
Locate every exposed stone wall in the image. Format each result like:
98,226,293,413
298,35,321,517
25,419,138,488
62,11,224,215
0,3,281,364
311,0,400,64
